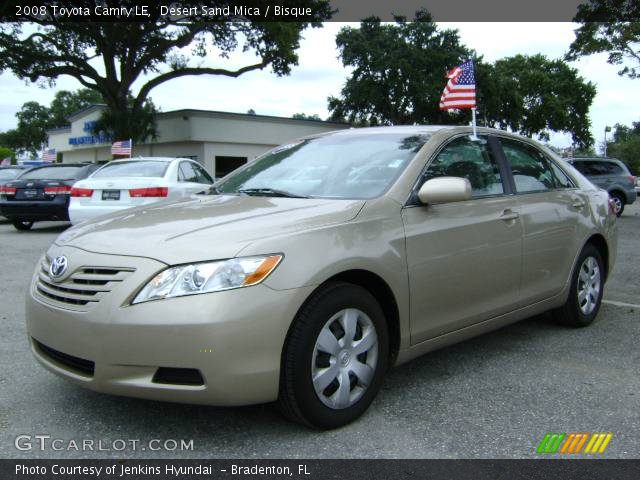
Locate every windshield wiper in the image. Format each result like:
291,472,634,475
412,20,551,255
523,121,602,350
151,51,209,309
237,188,309,198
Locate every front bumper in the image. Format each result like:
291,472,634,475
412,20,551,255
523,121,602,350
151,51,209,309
26,245,315,406
0,198,69,221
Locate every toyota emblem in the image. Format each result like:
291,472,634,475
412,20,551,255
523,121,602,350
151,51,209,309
49,256,68,279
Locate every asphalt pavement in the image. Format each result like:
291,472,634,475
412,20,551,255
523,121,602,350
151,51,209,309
0,205,638,459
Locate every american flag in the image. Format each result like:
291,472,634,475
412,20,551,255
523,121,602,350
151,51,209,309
42,148,56,162
1,158,10,166
439,59,476,110
111,139,132,156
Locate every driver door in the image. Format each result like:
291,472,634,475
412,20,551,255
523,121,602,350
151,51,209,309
401,135,523,344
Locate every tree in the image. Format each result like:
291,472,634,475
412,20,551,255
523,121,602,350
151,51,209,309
566,0,640,79
479,55,596,147
0,0,332,142
606,122,640,173
292,113,321,120
328,13,596,147
328,11,472,126
48,88,102,127
0,146,15,163
0,88,102,156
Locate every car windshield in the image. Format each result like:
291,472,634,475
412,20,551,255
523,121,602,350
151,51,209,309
216,133,431,199
20,166,84,180
0,169,22,180
92,160,169,178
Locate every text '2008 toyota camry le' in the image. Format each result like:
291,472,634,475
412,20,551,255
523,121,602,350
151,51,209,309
26,126,617,429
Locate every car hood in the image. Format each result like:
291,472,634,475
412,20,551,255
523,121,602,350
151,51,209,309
55,194,365,264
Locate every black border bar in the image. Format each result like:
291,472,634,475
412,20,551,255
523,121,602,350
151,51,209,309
2,459,640,480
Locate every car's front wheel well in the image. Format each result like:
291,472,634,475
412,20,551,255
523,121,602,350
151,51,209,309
585,234,609,281
323,270,400,366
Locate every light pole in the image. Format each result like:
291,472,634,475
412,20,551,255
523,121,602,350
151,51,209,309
604,126,611,157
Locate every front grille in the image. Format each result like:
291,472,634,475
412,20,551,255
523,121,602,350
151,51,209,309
33,339,95,376
35,256,134,310
152,368,205,386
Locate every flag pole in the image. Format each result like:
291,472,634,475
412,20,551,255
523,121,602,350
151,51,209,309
129,138,132,159
471,108,478,139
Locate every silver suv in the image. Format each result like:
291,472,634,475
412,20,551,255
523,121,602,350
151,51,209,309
567,158,637,216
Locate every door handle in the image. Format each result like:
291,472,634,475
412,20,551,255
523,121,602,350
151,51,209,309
499,209,519,221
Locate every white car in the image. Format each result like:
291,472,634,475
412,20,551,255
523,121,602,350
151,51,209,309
69,157,214,225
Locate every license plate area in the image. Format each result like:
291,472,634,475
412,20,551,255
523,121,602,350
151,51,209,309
102,190,121,201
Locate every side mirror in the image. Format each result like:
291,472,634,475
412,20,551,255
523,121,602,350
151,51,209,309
418,177,472,205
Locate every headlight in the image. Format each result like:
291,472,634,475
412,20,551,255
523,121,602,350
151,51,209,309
132,254,282,304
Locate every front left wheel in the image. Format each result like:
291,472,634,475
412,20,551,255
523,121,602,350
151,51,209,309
278,282,389,429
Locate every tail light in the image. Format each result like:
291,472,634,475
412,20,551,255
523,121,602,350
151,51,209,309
44,185,72,195
630,175,637,185
129,187,168,198
70,187,94,197
0,186,16,196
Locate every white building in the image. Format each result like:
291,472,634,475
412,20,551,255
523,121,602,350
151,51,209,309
46,105,348,178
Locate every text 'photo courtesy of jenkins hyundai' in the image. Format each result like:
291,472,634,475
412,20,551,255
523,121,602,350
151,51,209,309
25,125,617,429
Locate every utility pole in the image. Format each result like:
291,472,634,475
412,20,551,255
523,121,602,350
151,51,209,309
604,126,611,157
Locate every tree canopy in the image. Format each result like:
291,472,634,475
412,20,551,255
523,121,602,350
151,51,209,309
606,121,640,174
566,0,640,79
0,0,332,142
328,12,597,147
0,88,101,156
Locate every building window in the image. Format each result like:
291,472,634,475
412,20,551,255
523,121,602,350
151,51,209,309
215,156,247,178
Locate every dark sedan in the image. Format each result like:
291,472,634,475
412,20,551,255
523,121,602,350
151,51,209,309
0,163,100,230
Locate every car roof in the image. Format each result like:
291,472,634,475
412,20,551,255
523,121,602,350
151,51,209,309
107,157,184,164
570,157,621,162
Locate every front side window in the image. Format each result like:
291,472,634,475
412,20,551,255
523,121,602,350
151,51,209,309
216,133,432,199
501,139,556,193
422,136,504,197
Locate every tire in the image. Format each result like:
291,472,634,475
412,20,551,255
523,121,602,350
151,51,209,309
610,192,625,217
552,244,605,327
12,219,34,231
278,282,389,429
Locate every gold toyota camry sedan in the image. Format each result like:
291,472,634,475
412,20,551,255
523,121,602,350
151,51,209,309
26,126,617,429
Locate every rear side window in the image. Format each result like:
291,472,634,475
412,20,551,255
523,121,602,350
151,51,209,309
423,136,504,197
178,162,199,182
549,162,575,188
20,166,84,180
500,139,556,193
193,163,214,184
574,161,623,176
92,161,168,178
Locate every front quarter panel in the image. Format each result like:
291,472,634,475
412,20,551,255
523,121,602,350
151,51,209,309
240,196,411,351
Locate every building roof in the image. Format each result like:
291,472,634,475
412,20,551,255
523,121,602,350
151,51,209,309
47,104,347,133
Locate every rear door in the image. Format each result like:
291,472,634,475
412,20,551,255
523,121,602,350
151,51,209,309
402,135,523,344
498,138,588,304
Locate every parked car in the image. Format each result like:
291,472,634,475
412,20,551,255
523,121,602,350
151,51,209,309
0,165,32,219
68,157,214,225
567,157,636,216
27,126,616,429
0,163,100,230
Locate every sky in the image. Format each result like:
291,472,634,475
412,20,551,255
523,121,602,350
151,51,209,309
0,22,637,150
